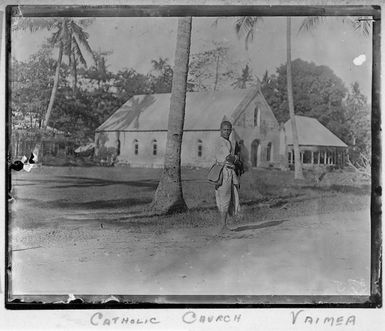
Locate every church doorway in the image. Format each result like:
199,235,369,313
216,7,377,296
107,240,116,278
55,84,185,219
251,139,260,167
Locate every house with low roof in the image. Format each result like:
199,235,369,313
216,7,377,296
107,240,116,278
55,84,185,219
95,85,280,168
279,115,348,168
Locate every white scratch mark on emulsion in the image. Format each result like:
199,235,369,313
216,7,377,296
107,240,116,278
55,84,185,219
353,54,366,66
17,4,24,18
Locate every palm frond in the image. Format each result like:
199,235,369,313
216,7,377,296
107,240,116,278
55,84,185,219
72,36,87,67
67,36,73,67
63,28,73,56
234,16,262,50
12,18,58,32
71,21,95,62
244,29,255,50
47,24,63,46
298,16,325,34
61,20,71,49
71,21,89,38
348,16,372,37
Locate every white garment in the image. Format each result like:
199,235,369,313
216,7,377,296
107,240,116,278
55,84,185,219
213,136,240,215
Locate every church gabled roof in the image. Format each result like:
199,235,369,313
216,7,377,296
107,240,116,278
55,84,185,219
284,115,347,147
96,89,257,132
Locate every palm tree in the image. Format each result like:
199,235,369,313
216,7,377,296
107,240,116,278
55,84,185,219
149,57,173,93
286,17,304,179
46,18,96,96
151,57,170,74
235,16,304,179
82,49,113,89
232,64,254,89
151,17,192,214
13,18,95,158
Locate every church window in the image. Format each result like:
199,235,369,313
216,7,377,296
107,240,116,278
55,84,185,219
197,139,203,157
133,139,139,155
152,139,157,156
254,106,261,127
266,142,273,162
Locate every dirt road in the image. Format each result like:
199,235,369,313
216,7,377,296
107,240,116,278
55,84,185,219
9,167,370,298
11,210,370,296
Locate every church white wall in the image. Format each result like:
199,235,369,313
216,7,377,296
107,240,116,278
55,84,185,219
118,131,167,168
181,131,218,167
111,130,220,168
233,94,280,168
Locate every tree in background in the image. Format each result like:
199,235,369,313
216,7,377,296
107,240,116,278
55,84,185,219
298,15,372,171
148,57,174,93
113,68,151,101
11,46,121,143
343,82,371,165
188,42,236,91
260,70,281,113
81,49,114,90
260,62,370,165
262,59,347,125
13,18,96,159
231,64,255,89
58,19,96,96
10,45,57,130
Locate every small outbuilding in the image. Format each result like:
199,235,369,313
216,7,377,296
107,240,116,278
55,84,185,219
280,115,348,169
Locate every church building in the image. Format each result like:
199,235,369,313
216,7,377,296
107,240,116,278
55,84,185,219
95,85,280,169
95,84,348,169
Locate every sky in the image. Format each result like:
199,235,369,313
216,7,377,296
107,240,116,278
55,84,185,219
11,16,372,100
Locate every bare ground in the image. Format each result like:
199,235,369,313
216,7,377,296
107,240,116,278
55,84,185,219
8,166,371,298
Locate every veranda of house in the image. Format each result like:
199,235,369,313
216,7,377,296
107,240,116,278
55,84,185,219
282,115,348,170
287,146,347,169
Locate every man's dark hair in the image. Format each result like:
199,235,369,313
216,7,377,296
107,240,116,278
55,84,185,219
220,121,232,129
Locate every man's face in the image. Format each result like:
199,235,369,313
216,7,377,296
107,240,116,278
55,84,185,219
221,124,232,140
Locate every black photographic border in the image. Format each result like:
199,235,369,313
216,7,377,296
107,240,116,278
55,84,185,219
4,4,382,309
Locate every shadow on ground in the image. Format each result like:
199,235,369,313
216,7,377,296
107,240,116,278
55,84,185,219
232,219,289,231
14,176,159,190
15,197,152,210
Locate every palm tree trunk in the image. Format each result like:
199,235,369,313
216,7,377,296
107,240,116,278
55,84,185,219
33,41,63,160
214,54,220,91
151,17,192,214
286,17,304,180
72,52,77,96
44,42,63,128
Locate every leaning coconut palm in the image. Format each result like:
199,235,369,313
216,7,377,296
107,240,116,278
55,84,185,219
13,18,95,159
151,17,192,214
43,18,96,97
234,16,304,179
